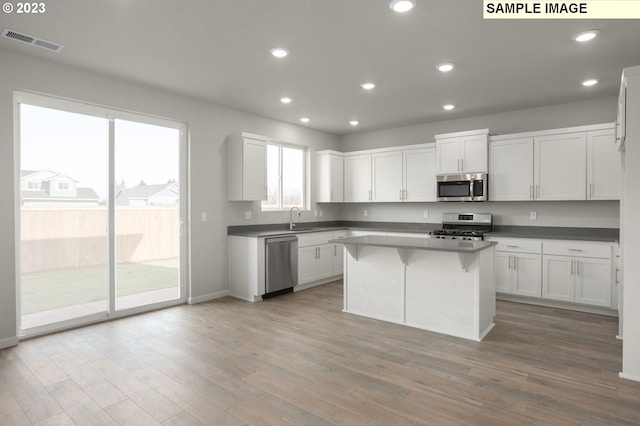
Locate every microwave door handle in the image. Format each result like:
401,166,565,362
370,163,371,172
470,180,474,198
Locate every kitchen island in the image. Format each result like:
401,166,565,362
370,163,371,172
329,235,497,341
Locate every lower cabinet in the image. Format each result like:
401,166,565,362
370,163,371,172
297,231,346,286
496,252,542,297
542,255,612,307
488,236,616,310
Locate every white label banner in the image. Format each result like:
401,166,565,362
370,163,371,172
483,0,640,19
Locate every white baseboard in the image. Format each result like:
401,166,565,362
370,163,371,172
0,336,19,349
188,290,229,304
497,294,618,317
619,372,640,383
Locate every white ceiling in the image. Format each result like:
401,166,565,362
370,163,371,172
2,1,640,135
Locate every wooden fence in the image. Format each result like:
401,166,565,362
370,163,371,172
21,207,179,273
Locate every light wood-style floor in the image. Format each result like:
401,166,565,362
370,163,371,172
1,280,639,425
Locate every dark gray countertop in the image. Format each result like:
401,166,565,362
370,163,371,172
227,221,618,242
329,235,497,253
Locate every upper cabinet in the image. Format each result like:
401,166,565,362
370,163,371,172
344,154,372,202
228,133,267,201
587,129,621,200
372,151,403,202
535,132,587,201
489,124,620,201
316,151,344,202
403,146,436,202
435,129,490,174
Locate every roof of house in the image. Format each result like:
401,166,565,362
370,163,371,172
117,183,179,200
21,188,100,200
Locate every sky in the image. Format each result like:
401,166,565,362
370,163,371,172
20,104,180,200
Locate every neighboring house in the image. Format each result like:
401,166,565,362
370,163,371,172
20,170,100,206
116,183,179,206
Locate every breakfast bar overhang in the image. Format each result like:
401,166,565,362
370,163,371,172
329,235,497,341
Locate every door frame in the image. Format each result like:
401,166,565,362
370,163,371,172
14,90,190,338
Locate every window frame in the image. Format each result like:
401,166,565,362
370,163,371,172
261,141,308,211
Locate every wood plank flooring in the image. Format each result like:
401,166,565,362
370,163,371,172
1,280,639,425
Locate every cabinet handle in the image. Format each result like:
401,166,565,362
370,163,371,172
461,158,464,171
369,190,372,201
568,249,583,252
536,185,540,198
334,245,336,256
513,255,516,270
400,189,403,201
530,185,533,200
589,183,593,198
571,259,574,274
506,245,519,248
508,254,512,269
576,260,580,275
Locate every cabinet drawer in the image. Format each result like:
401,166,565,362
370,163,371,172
487,238,542,254
543,241,612,259
297,231,334,247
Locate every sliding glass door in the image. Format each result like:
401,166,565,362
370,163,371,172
17,94,187,335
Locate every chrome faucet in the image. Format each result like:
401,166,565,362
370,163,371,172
289,206,301,230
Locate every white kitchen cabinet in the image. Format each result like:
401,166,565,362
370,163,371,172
488,237,542,297
403,147,436,202
489,137,534,201
542,241,613,307
298,231,346,286
228,133,267,201
372,151,403,202
344,154,372,202
316,151,344,202
535,132,587,200
587,129,621,200
436,129,489,174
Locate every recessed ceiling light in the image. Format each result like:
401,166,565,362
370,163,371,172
300,117,310,123
573,30,600,42
280,97,293,104
443,104,455,111
360,82,376,90
437,63,455,73
581,79,599,87
389,0,416,13
270,48,289,58
349,120,359,126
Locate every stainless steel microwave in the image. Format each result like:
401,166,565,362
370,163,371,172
436,173,488,202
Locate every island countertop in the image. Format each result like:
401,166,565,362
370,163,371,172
329,235,496,253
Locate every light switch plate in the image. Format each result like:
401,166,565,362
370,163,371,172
245,211,252,220
363,209,368,217
530,211,537,220
423,210,429,219
201,212,207,221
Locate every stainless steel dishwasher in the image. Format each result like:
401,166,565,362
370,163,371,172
264,235,298,298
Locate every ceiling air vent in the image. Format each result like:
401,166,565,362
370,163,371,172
2,28,64,52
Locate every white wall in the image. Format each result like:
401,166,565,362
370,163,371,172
0,47,340,345
338,201,619,228
338,96,620,229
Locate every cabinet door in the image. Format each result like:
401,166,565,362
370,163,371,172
242,138,267,200
574,257,612,307
534,132,587,200
460,135,488,173
542,255,574,302
344,154,372,202
436,139,461,174
372,151,403,202
489,138,534,201
298,246,319,285
316,245,335,281
333,244,344,275
495,252,512,294
512,253,542,297
316,154,343,202
404,147,436,202
587,129,621,200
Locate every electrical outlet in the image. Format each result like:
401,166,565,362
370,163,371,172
201,212,207,222
314,210,318,217
319,210,323,217
363,209,368,217
423,210,429,219
245,211,252,220
530,211,537,220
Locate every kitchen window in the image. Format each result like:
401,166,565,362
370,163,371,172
262,142,306,211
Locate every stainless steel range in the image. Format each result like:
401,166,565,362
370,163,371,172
429,213,493,241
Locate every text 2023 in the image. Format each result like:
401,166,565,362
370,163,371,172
17,2,45,13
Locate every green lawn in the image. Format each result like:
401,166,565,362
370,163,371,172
21,259,179,315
